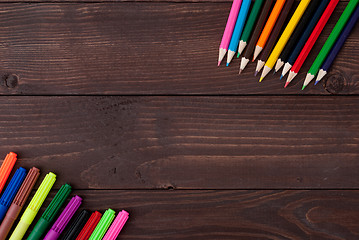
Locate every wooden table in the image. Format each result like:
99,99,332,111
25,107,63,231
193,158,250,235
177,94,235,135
0,0,358,239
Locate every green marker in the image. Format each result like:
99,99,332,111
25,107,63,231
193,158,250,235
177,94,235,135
237,0,265,57
303,0,359,89
27,184,72,240
9,172,57,240
89,209,115,240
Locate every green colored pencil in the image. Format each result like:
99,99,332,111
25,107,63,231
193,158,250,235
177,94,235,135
303,0,359,89
237,0,265,56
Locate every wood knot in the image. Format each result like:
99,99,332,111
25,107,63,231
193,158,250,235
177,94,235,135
3,74,18,88
324,71,346,94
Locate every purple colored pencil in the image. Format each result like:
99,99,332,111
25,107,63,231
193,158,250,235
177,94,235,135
315,5,359,84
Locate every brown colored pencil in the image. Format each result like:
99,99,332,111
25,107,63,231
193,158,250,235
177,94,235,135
238,0,274,74
254,0,295,76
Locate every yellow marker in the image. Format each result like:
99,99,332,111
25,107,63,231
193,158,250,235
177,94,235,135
260,0,311,82
9,172,56,240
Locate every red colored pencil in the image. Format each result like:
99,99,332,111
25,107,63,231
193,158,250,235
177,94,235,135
285,0,339,88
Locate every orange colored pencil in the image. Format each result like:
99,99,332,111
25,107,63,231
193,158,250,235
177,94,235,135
253,0,287,61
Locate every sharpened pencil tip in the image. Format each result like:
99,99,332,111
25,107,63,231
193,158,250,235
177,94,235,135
254,71,258,77
284,82,289,88
226,63,229,67
218,61,221,67
280,75,283,80
314,81,319,85
273,71,276,75
239,69,242,75
259,77,263,83
237,53,240,58
302,85,306,91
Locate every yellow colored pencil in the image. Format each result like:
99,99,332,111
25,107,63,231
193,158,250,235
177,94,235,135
259,0,311,82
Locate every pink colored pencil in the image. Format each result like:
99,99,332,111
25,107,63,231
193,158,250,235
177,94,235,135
102,211,129,240
218,0,243,66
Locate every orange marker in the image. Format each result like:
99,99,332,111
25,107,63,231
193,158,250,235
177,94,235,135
253,0,287,61
0,152,17,194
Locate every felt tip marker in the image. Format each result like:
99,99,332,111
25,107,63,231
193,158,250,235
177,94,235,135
76,211,102,240
0,152,18,195
27,184,72,240
62,209,91,240
9,172,56,240
0,167,27,221
103,210,129,240
89,209,116,240
44,195,82,240
0,167,40,240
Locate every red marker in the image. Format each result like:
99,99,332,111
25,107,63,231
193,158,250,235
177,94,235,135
76,211,102,240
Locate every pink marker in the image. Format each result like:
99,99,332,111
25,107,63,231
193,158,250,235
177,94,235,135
102,210,129,240
218,0,243,66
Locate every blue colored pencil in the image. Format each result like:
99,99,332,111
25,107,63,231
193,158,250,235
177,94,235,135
315,5,359,84
280,0,330,79
226,0,251,66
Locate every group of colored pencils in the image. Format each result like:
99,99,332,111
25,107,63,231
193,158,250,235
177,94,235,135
0,152,129,240
218,0,359,89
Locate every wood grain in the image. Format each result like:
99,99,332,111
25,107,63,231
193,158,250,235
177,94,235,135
1,96,358,189
0,2,356,95
20,190,359,239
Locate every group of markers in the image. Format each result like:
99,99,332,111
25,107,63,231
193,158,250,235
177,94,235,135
0,152,129,240
218,0,359,89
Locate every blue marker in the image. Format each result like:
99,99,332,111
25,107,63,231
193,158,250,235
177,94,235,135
226,0,251,66
316,5,359,84
280,0,329,78
0,167,27,221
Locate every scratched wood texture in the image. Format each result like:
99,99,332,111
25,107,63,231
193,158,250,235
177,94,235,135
0,1,357,95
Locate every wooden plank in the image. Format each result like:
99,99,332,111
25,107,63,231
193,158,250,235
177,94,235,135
22,190,359,239
0,2,357,95
1,96,359,189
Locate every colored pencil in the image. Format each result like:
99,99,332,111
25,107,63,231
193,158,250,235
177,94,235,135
275,0,322,73
239,0,274,73
285,0,339,88
238,0,265,55
259,0,311,82
227,0,251,65
253,0,287,61
281,0,330,78
316,6,359,84
303,0,359,89
218,0,243,66
255,0,295,75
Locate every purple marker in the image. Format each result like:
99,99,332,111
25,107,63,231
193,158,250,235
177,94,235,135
44,196,82,240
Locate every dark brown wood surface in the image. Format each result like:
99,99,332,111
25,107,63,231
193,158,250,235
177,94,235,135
0,1,357,95
1,96,359,189
21,190,359,239
0,0,358,239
